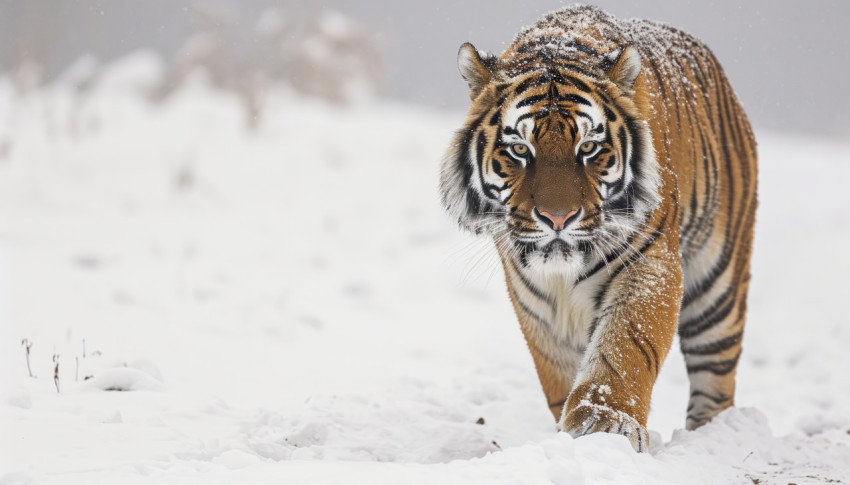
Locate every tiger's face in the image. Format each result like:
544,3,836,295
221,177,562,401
484,81,626,264
441,43,660,272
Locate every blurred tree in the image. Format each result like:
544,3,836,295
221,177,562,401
155,3,385,129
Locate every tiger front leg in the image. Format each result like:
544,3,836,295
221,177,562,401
558,253,683,452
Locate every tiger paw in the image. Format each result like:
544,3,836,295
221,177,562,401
558,401,649,452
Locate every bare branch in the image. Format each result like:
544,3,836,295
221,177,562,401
21,338,35,378
53,353,60,393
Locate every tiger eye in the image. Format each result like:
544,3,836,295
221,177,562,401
579,141,597,154
512,143,529,156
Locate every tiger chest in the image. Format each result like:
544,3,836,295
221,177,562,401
516,269,602,352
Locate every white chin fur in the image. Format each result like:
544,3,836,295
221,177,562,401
521,249,588,279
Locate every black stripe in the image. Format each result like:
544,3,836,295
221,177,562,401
516,94,547,108
465,187,481,219
476,130,487,170
517,296,552,330
604,177,626,204
455,134,474,187
518,242,535,268
483,184,502,200
476,131,501,201
574,111,594,123
547,82,559,102
624,117,655,209
558,94,591,106
513,76,540,96
686,412,712,423
681,329,743,356
686,350,741,375
629,331,654,375
681,284,733,325
574,234,636,283
540,69,567,85
599,350,619,376
503,125,519,136
551,61,596,78
616,126,628,172
510,259,557,310
564,117,578,138
492,160,506,178
681,252,733,309
563,74,593,93
646,331,659,375
506,65,540,77
689,390,732,405
679,288,736,339
558,39,600,57
513,112,535,128
489,110,501,126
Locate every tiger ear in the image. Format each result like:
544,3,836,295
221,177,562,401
457,43,498,99
607,46,642,91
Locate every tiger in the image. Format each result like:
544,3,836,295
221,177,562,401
440,5,757,452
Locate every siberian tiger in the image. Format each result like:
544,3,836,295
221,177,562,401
440,5,757,452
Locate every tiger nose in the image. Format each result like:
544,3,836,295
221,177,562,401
535,208,580,231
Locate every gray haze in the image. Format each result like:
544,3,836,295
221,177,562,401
1,0,848,138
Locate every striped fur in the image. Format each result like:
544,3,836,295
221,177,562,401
440,6,757,452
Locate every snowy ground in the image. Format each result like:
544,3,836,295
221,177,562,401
1,55,849,484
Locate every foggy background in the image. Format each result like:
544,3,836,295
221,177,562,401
1,0,848,138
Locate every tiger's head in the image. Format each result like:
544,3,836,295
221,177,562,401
440,41,660,273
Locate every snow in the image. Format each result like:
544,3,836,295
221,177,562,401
1,55,850,484
508,5,712,87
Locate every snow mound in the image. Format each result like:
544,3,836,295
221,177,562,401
83,366,163,392
656,408,850,484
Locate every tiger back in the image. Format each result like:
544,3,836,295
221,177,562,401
440,5,757,452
